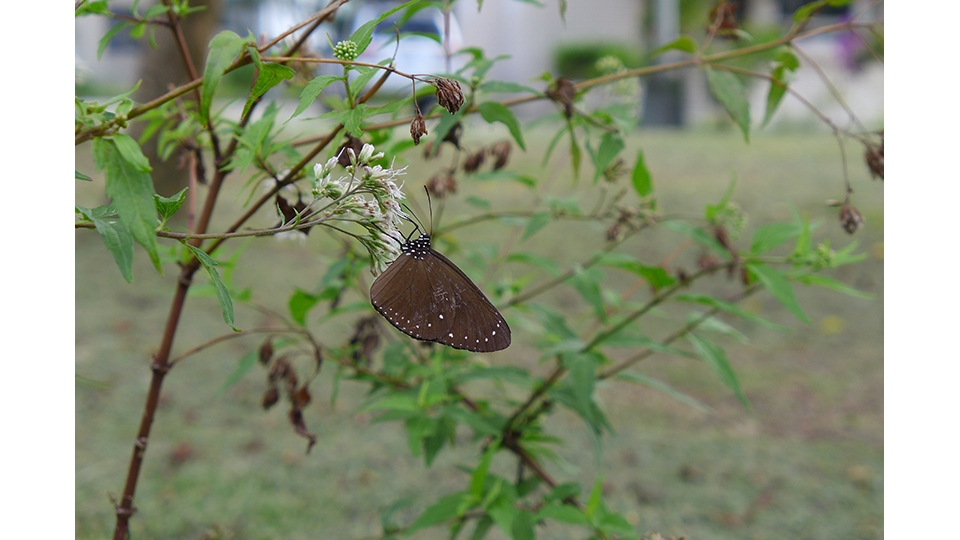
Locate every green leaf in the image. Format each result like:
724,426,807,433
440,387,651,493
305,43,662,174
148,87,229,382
529,304,578,340
288,289,321,327
585,476,604,519
184,243,237,329
662,220,728,258
511,510,536,540
687,333,750,407
521,212,551,241
93,138,161,272
705,66,751,142
154,188,188,224
505,252,560,277
405,492,474,535
650,34,698,58
591,131,624,183
596,253,676,289
762,50,800,127
200,31,246,123
569,267,606,322
290,75,341,121
536,503,589,525
217,349,258,397
796,274,874,299
676,293,788,331
747,262,810,323
615,371,712,413
243,62,296,119
77,204,135,282
111,133,152,173
630,148,653,197
97,21,133,59
477,101,526,150
750,221,803,254
470,444,498,498
350,0,423,56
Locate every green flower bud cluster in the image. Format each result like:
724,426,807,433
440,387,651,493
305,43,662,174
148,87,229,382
333,40,358,62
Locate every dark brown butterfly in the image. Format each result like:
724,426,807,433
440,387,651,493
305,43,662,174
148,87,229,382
370,233,511,352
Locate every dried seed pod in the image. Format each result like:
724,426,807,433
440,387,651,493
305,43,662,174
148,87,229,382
262,386,280,410
605,222,622,242
410,112,428,145
426,169,458,199
865,142,883,180
292,385,312,408
463,148,486,174
709,0,741,39
547,78,577,118
489,141,512,170
258,339,274,366
443,122,463,149
839,203,865,234
433,77,465,114
349,316,380,366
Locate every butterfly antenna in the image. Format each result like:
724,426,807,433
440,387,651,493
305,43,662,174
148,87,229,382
424,186,434,236
399,203,424,240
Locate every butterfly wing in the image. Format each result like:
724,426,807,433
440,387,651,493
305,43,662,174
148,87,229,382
370,236,511,353
370,253,456,344
426,249,511,352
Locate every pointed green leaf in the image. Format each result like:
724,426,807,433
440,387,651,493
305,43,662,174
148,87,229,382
750,221,803,254
200,31,246,122
650,34,698,58
112,133,152,172
631,148,653,197
747,262,810,323
154,187,188,223
676,293,788,330
796,273,874,299
217,349,258,397
77,204,135,282
662,220,729,257
184,243,237,329
521,212,550,241
591,131,624,183
569,267,606,322
511,510,535,540
705,66,751,142
687,333,750,407
93,138,161,271
243,63,296,119
350,0,423,55
615,371,712,413
536,503,589,525
290,75,341,121
288,288,321,327
405,492,475,535
478,101,526,150
585,476,604,519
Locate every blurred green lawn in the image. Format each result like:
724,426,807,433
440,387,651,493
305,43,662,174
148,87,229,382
76,127,882,539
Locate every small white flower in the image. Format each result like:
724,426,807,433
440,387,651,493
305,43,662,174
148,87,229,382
358,143,375,163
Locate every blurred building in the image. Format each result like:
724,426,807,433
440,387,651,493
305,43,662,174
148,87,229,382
75,0,883,128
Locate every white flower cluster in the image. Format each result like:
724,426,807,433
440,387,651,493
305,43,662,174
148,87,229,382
312,143,409,273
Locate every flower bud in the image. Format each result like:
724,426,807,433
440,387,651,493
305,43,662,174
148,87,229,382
333,40,358,62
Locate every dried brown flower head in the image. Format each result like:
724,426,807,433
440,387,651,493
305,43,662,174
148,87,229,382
547,78,577,118
410,112,428,145
490,141,512,170
426,170,458,199
709,0,741,39
433,77,465,114
865,141,883,180
349,316,381,366
443,122,463,149
463,148,486,174
839,203,864,234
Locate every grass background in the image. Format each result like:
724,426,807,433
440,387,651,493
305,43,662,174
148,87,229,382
76,126,883,539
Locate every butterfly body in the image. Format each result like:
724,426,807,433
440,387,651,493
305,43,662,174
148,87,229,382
370,234,511,352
